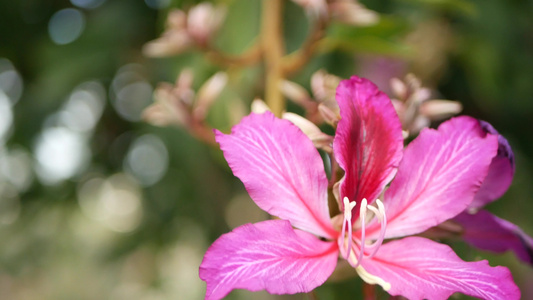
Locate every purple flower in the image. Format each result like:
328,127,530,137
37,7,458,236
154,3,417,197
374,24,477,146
199,76,520,299
453,121,533,264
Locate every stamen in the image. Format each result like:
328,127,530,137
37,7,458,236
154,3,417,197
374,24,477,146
341,198,387,267
352,198,368,268
341,197,356,259
364,199,387,258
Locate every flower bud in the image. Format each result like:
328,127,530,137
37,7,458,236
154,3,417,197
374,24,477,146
311,69,340,104
194,72,228,120
142,10,192,57
282,112,333,152
419,100,462,121
318,103,340,127
143,83,188,127
187,3,226,47
329,0,379,26
251,99,270,114
291,0,328,18
280,80,311,107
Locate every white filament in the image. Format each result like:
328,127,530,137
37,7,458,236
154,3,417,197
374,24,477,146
341,197,356,259
341,198,387,267
364,199,387,258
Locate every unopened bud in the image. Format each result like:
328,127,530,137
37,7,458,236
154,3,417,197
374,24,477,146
292,0,328,18
143,10,192,57
401,130,409,139
390,77,407,101
194,72,228,119
318,103,340,126
143,83,189,127
187,3,226,47
142,32,192,57
282,112,333,152
311,69,341,103
410,116,430,135
329,0,379,26
142,102,185,127
419,99,462,120
405,73,422,91
167,9,187,29
176,68,194,91
251,99,270,114
280,80,311,107
390,99,405,118
410,87,431,105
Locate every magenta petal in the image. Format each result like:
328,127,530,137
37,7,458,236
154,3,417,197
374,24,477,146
360,237,520,300
333,76,403,212
383,116,498,238
470,120,515,208
216,112,335,238
455,209,533,264
199,220,339,300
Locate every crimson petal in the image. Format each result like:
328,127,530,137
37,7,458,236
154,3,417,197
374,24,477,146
333,76,403,216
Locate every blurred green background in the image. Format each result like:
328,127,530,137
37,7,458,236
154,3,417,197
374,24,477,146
0,0,532,299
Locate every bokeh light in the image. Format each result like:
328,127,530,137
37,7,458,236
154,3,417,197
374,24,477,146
59,81,106,132
70,0,107,9
0,91,13,143
48,8,85,45
0,147,33,193
34,126,89,185
0,58,23,104
124,134,168,186
78,173,143,233
110,65,153,122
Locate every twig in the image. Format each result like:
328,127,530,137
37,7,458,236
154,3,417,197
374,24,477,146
203,42,262,67
261,0,285,117
282,16,328,75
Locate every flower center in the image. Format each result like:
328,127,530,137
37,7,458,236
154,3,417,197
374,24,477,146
340,197,387,268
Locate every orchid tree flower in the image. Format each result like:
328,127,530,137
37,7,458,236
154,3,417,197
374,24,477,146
453,121,533,264
199,76,520,299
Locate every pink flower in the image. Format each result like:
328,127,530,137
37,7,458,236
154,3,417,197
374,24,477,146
453,121,533,264
199,76,520,299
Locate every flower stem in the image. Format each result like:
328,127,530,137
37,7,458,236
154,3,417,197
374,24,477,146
307,290,319,300
261,0,285,117
203,41,262,67
363,282,377,300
